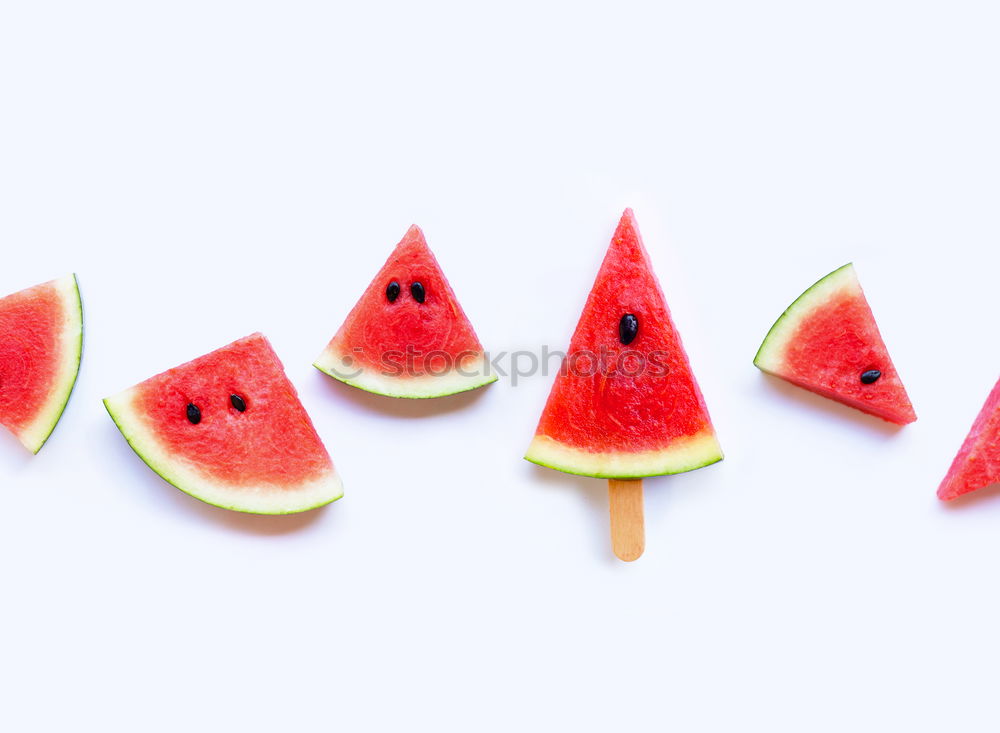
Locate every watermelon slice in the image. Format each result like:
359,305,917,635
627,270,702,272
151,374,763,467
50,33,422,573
937,377,1000,501
314,225,496,398
754,264,917,425
104,333,343,514
0,274,83,453
525,209,723,479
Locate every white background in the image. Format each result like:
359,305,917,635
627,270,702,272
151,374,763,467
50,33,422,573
1,2,999,731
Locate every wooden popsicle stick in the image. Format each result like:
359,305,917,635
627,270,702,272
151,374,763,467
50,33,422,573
608,479,645,561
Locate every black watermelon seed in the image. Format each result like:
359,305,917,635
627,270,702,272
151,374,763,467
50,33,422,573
386,281,401,302
860,369,882,384
185,403,201,424
619,313,639,345
230,394,247,412
410,281,426,303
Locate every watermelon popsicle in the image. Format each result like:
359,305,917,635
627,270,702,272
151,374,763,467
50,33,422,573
525,209,723,560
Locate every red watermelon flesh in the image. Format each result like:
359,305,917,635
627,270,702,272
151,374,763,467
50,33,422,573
315,225,495,398
105,333,342,514
938,377,1000,501
754,264,916,425
525,209,723,479
0,274,83,453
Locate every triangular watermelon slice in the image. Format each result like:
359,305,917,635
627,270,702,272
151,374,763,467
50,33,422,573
314,225,496,399
105,333,343,514
525,209,723,479
938,377,1000,501
0,274,83,453
754,264,917,425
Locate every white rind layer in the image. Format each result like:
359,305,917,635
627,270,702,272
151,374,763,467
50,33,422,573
18,274,84,454
103,389,344,515
524,429,724,479
314,349,497,399
753,263,859,374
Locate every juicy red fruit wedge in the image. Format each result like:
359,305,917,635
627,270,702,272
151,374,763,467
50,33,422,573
754,264,916,425
938,377,1000,501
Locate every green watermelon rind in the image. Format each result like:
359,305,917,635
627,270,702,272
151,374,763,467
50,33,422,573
17,274,84,454
752,263,857,374
524,430,724,480
313,350,498,399
103,390,344,515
